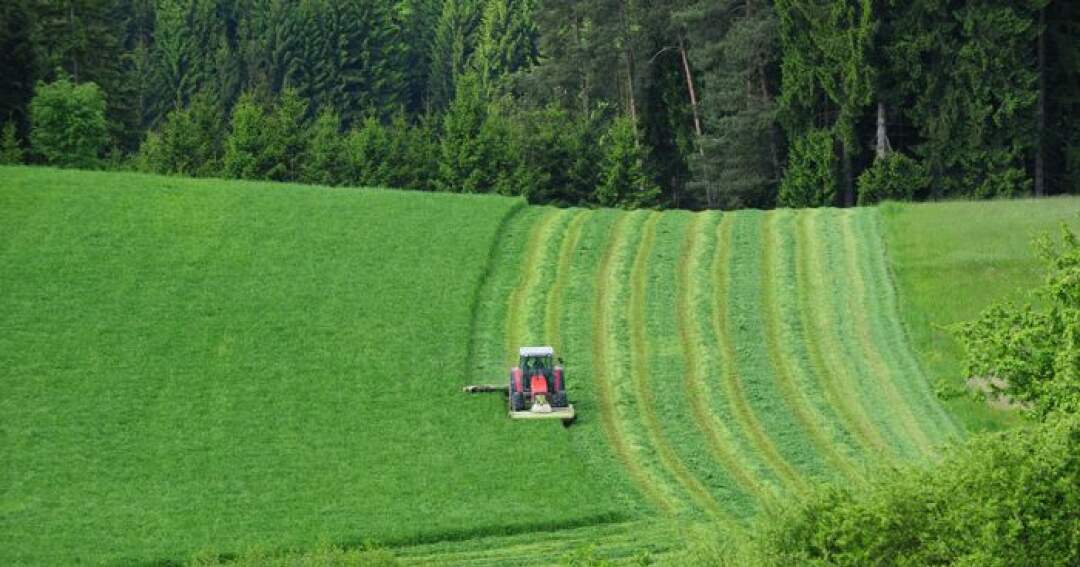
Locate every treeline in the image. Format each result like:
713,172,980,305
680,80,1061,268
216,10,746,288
1,0,1078,209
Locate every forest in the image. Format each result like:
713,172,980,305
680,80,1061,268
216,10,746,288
1,0,1078,210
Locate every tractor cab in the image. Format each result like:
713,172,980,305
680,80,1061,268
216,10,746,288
508,346,574,421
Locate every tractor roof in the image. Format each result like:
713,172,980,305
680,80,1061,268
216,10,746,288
519,346,554,357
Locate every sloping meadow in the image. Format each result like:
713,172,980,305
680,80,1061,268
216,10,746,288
3,166,999,565
471,205,963,537
0,168,625,564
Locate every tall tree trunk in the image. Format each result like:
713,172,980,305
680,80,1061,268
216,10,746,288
677,35,702,139
618,1,638,125
876,101,889,159
842,143,854,207
69,3,79,82
1035,6,1046,197
760,73,781,179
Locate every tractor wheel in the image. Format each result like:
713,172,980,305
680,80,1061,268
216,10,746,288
510,392,526,412
551,392,568,408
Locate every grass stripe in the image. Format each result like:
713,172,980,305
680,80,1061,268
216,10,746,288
506,208,569,359
676,212,777,506
591,212,679,515
545,210,590,353
795,210,896,460
630,212,728,520
852,210,961,443
760,210,864,482
711,214,808,495
839,210,935,457
814,210,921,459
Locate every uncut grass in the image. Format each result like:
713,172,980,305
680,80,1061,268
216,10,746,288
812,209,924,460
879,197,1080,432
633,211,733,521
397,520,683,566
849,209,961,447
0,168,621,564
720,212,826,489
761,210,866,480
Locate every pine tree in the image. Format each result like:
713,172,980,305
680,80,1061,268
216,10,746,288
776,0,875,206
682,0,782,209
0,121,25,164
596,116,660,208
428,0,483,111
474,0,539,94
301,108,347,186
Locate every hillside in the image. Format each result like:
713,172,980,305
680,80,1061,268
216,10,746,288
2,167,1076,565
0,168,625,564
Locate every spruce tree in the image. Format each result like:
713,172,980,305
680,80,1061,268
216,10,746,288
776,0,875,206
0,0,35,137
222,93,267,180
301,108,347,186
0,121,25,165
474,0,539,94
428,0,483,111
596,116,660,208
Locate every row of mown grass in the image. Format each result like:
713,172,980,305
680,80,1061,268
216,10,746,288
476,206,962,533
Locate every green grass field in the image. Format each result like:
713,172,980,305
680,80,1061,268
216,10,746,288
0,168,624,564
880,198,1080,430
2,166,1074,565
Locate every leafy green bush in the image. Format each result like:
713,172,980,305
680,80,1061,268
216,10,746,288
731,415,1080,567
856,152,930,205
29,76,108,168
956,224,1080,419
778,129,836,208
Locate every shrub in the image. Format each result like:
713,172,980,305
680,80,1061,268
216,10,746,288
0,121,24,164
137,93,224,177
856,152,930,205
777,129,836,208
30,76,108,168
956,224,1080,419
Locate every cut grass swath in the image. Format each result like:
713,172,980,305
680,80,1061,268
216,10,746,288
631,211,736,521
760,210,864,482
795,209,898,461
676,212,777,513
857,210,961,442
544,210,590,353
835,209,934,457
506,207,570,357
589,211,680,515
712,213,809,495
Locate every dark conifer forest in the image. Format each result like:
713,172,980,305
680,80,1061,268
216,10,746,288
1,1,1077,209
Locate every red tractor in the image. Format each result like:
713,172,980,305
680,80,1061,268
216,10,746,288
508,346,574,421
